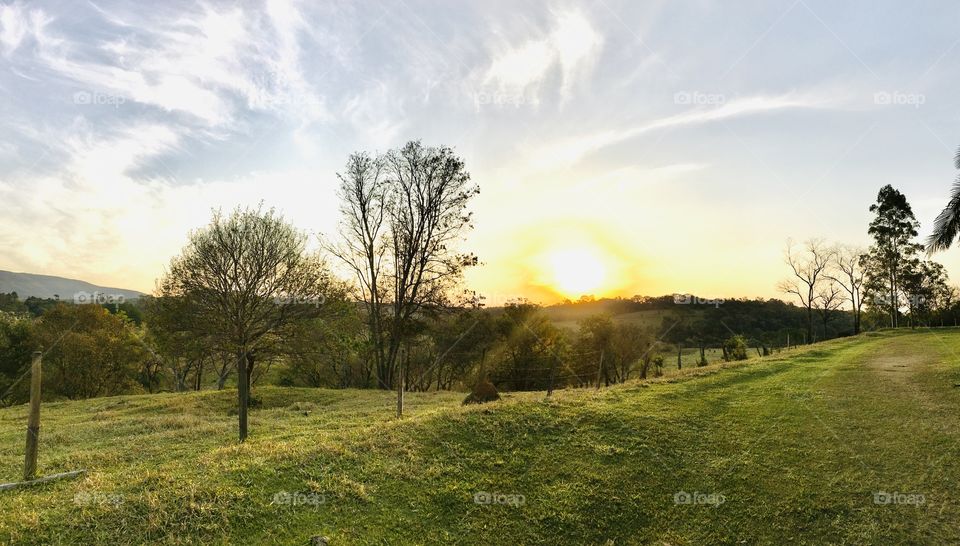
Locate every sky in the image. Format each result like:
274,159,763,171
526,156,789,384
1,0,960,304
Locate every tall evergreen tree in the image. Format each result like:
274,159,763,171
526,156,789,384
864,185,923,328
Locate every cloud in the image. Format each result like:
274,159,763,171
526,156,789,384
0,2,48,57
528,92,837,170
0,119,334,291
29,2,326,127
477,9,603,106
341,80,406,150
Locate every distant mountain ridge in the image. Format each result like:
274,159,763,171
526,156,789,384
0,270,144,301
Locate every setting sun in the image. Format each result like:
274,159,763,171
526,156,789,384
547,247,607,298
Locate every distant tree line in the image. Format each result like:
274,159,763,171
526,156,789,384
780,184,959,345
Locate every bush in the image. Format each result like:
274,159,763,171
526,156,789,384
652,355,664,377
0,312,38,406
722,335,749,361
36,304,145,399
463,379,500,405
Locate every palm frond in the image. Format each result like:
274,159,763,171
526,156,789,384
926,174,960,253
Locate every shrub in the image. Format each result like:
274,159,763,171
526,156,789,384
722,335,749,361
652,355,664,377
36,304,145,399
463,379,500,405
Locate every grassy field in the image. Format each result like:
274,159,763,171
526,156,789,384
1,329,959,544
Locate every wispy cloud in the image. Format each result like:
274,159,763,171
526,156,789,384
476,9,603,106
528,92,838,170
0,2,47,57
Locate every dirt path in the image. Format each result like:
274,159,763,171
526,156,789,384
864,354,924,384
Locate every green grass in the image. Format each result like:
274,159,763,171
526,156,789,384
2,329,960,544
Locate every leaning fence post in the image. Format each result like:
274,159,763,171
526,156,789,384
24,351,42,481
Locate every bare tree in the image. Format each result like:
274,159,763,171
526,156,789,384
159,206,330,442
327,152,389,387
825,245,867,335
778,239,832,344
814,282,844,338
328,141,480,397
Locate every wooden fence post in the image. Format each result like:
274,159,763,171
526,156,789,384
547,357,556,397
396,363,404,418
596,350,604,390
23,351,42,481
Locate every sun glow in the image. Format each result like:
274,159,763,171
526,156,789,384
546,247,607,298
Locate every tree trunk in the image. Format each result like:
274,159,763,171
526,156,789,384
237,351,249,442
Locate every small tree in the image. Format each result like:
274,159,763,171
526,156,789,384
652,355,664,377
159,206,330,442
814,282,844,339
825,245,867,335
779,239,832,343
492,301,568,391
722,335,749,361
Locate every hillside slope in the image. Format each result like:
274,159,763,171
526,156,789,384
0,270,143,301
1,330,959,544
